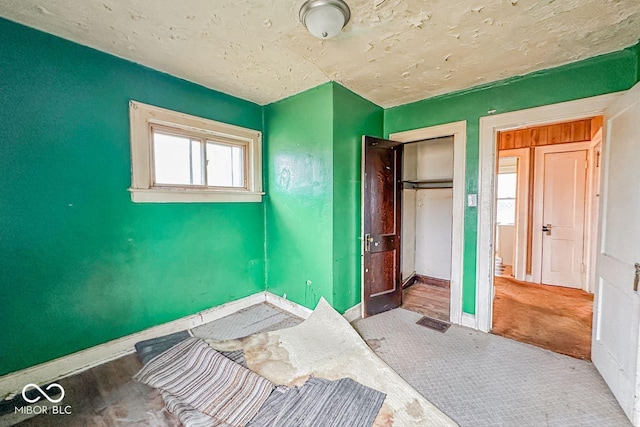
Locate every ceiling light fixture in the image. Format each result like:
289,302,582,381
299,0,351,39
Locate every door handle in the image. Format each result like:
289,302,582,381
365,234,374,252
542,224,552,235
634,263,640,292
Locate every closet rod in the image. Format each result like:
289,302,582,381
403,179,453,189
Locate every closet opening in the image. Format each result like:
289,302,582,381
400,136,454,322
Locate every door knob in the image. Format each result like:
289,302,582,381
365,234,374,252
542,224,552,236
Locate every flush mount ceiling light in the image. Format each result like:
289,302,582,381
299,0,351,39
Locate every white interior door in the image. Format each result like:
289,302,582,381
540,150,587,288
592,81,640,425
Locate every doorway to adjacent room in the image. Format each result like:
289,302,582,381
491,117,603,359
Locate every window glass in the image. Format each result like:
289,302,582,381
153,132,204,186
496,199,516,225
497,173,517,199
496,172,517,225
152,130,246,189
206,142,245,188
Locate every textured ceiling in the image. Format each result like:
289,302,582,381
1,0,639,107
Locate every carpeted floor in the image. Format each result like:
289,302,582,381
6,301,627,427
353,307,629,427
492,276,594,359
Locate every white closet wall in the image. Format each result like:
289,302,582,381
415,189,453,279
416,138,454,180
401,137,454,281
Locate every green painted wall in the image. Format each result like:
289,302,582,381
332,84,383,313
3,14,639,376
385,43,640,314
264,83,335,308
637,44,640,82
264,83,383,312
0,18,265,376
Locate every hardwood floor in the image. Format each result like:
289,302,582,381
4,303,305,427
13,354,178,426
492,275,594,360
402,281,450,321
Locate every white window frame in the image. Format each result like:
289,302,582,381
129,100,263,203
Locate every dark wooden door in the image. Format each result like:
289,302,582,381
362,136,403,317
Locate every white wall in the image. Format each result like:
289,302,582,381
497,224,515,266
404,143,418,181
402,190,417,280
415,188,453,279
417,137,454,180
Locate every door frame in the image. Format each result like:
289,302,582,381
385,121,467,326
530,141,592,288
498,148,530,282
476,92,623,332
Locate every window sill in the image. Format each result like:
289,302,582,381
129,188,264,203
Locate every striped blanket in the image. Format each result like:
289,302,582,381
248,377,385,427
134,337,273,427
135,336,386,427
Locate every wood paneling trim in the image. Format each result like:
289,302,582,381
498,118,594,150
590,116,603,138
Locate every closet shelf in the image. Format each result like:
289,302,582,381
403,179,454,189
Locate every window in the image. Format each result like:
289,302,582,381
129,101,263,203
496,172,517,225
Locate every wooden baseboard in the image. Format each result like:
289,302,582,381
265,292,313,319
0,292,266,399
402,272,418,289
0,291,359,400
415,274,451,289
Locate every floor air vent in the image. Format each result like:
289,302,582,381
416,316,451,333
